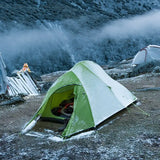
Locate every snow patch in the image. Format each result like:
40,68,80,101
19,152,28,156
25,130,63,141
48,136,63,142
44,129,54,134
0,152,5,156
5,134,16,143
25,130,95,142
25,131,45,138
70,130,95,140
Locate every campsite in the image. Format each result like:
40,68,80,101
0,59,160,159
1,1,160,159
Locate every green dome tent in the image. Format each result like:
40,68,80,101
22,61,137,138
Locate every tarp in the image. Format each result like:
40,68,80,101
22,61,137,138
132,45,160,65
7,72,39,96
0,53,8,95
0,53,39,97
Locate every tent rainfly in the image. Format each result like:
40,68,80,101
132,45,160,66
22,61,137,138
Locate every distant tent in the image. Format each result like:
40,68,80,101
0,53,8,95
132,45,160,65
22,61,137,138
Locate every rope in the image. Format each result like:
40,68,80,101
133,103,150,117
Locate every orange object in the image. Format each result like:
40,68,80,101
64,102,74,109
21,63,31,72
57,102,74,113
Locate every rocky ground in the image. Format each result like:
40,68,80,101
0,61,160,159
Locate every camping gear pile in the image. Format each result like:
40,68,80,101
0,53,39,99
22,60,137,138
7,71,39,96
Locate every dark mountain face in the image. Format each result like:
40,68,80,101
0,0,159,28
0,0,160,75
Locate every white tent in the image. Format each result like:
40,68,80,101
132,45,160,65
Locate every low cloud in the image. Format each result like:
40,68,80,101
0,10,160,74
94,10,160,41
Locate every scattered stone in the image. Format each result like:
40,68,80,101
152,66,160,73
135,101,141,106
0,96,25,106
